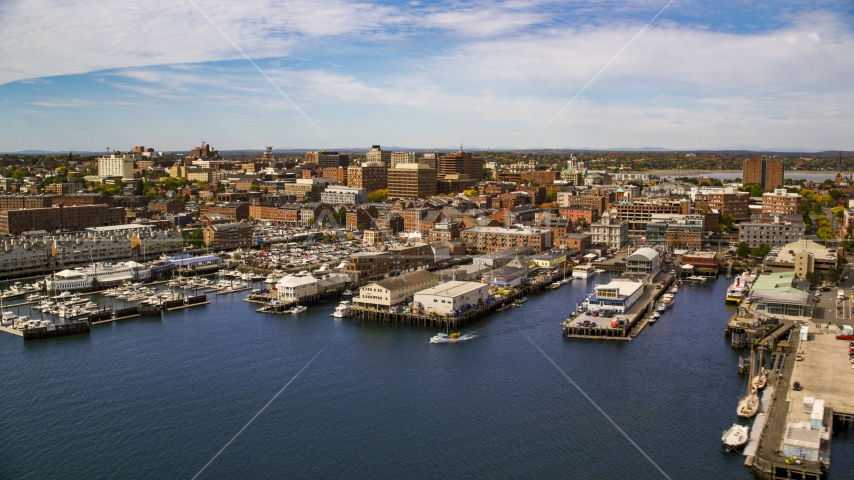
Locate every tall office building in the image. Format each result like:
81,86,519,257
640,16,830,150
305,151,349,169
439,149,484,180
366,145,391,167
388,163,437,199
390,152,415,168
743,157,784,191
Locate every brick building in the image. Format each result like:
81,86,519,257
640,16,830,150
388,163,437,199
347,162,388,192
198,202,250,222
0,204,127,235
203,222,252,248
148,198,185,215
460,226,553,254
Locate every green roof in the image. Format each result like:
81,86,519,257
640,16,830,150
751,272,802,294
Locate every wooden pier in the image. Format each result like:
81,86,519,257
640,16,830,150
562,274,674,341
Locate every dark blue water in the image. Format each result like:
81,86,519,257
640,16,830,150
1,276,852,479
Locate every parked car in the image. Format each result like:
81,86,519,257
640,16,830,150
793,381,802,391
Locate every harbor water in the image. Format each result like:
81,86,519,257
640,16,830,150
1,275,853,479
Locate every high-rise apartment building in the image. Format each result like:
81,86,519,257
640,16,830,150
366,145,391,167
347,162,388,193
707,189,750,221
743,157,784,191
97,153,136,180
387,163,437,199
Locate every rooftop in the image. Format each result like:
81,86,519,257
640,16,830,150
415,281,485,297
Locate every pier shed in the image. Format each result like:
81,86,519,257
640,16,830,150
413,281,488,316
588,280,644,314
625,247,661,276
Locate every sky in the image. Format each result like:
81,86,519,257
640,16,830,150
1,0,852,152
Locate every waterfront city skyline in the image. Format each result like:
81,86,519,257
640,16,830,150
1,0,853,152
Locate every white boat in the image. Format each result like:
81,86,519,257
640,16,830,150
289,305,307,314
572,264,596,279
1,312,15,326
46,261,151,292
342,289,355,297
25,293,42,302
549,282,562,290
660,294,675,308
726,271,757,303
722,424,749,450
657,303,667,313
332,301,350,318
430,332,475,344
670,286,678,294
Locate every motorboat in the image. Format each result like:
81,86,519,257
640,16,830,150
289,305,308,314
332,301,350,318
722,424,750,450
26,293,42,302
659,294,675,308
430,332,475,344
670,286,678,294
342,290,355,297
657,303,667,313
1,312,15,326
549,282,562,290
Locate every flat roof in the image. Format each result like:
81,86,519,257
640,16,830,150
86,224,155,232
415,281,485,297
595,280,644,297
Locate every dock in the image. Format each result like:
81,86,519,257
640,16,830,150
562,274,674,341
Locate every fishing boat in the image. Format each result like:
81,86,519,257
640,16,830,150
572,264,596,279
722,424,750,450
332,301,350,318
659,293,675,308
430,332,475,344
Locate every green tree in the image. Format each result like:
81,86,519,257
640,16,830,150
817,226,835,244
719,213,734,233
741,183,764,197
833,206,845,219
545,191,557,203
366,189,388,202
736,241,751,257
249,184,260,191
751,243,771,258
826,267,843,284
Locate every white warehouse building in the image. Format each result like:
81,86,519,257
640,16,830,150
276,274,318,301
413,281,489,316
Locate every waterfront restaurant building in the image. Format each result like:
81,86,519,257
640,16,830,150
625,247,661,276
352,270,438,311
587,280,644,313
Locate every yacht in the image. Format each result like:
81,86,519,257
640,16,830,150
1,312,15,326
572,264,596,279
332,301,350,318
46,261,151,292
264,272,283,284
722,424,750,450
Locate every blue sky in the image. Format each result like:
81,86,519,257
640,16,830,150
1,0,852,152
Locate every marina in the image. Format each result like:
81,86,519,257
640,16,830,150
2,260,854,479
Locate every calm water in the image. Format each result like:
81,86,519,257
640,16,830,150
653,171,836,183
1,276,852,479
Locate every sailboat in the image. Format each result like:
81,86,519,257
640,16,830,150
752,346,768,390
737,348,760,418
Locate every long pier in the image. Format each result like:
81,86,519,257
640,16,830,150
562,274,674,341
